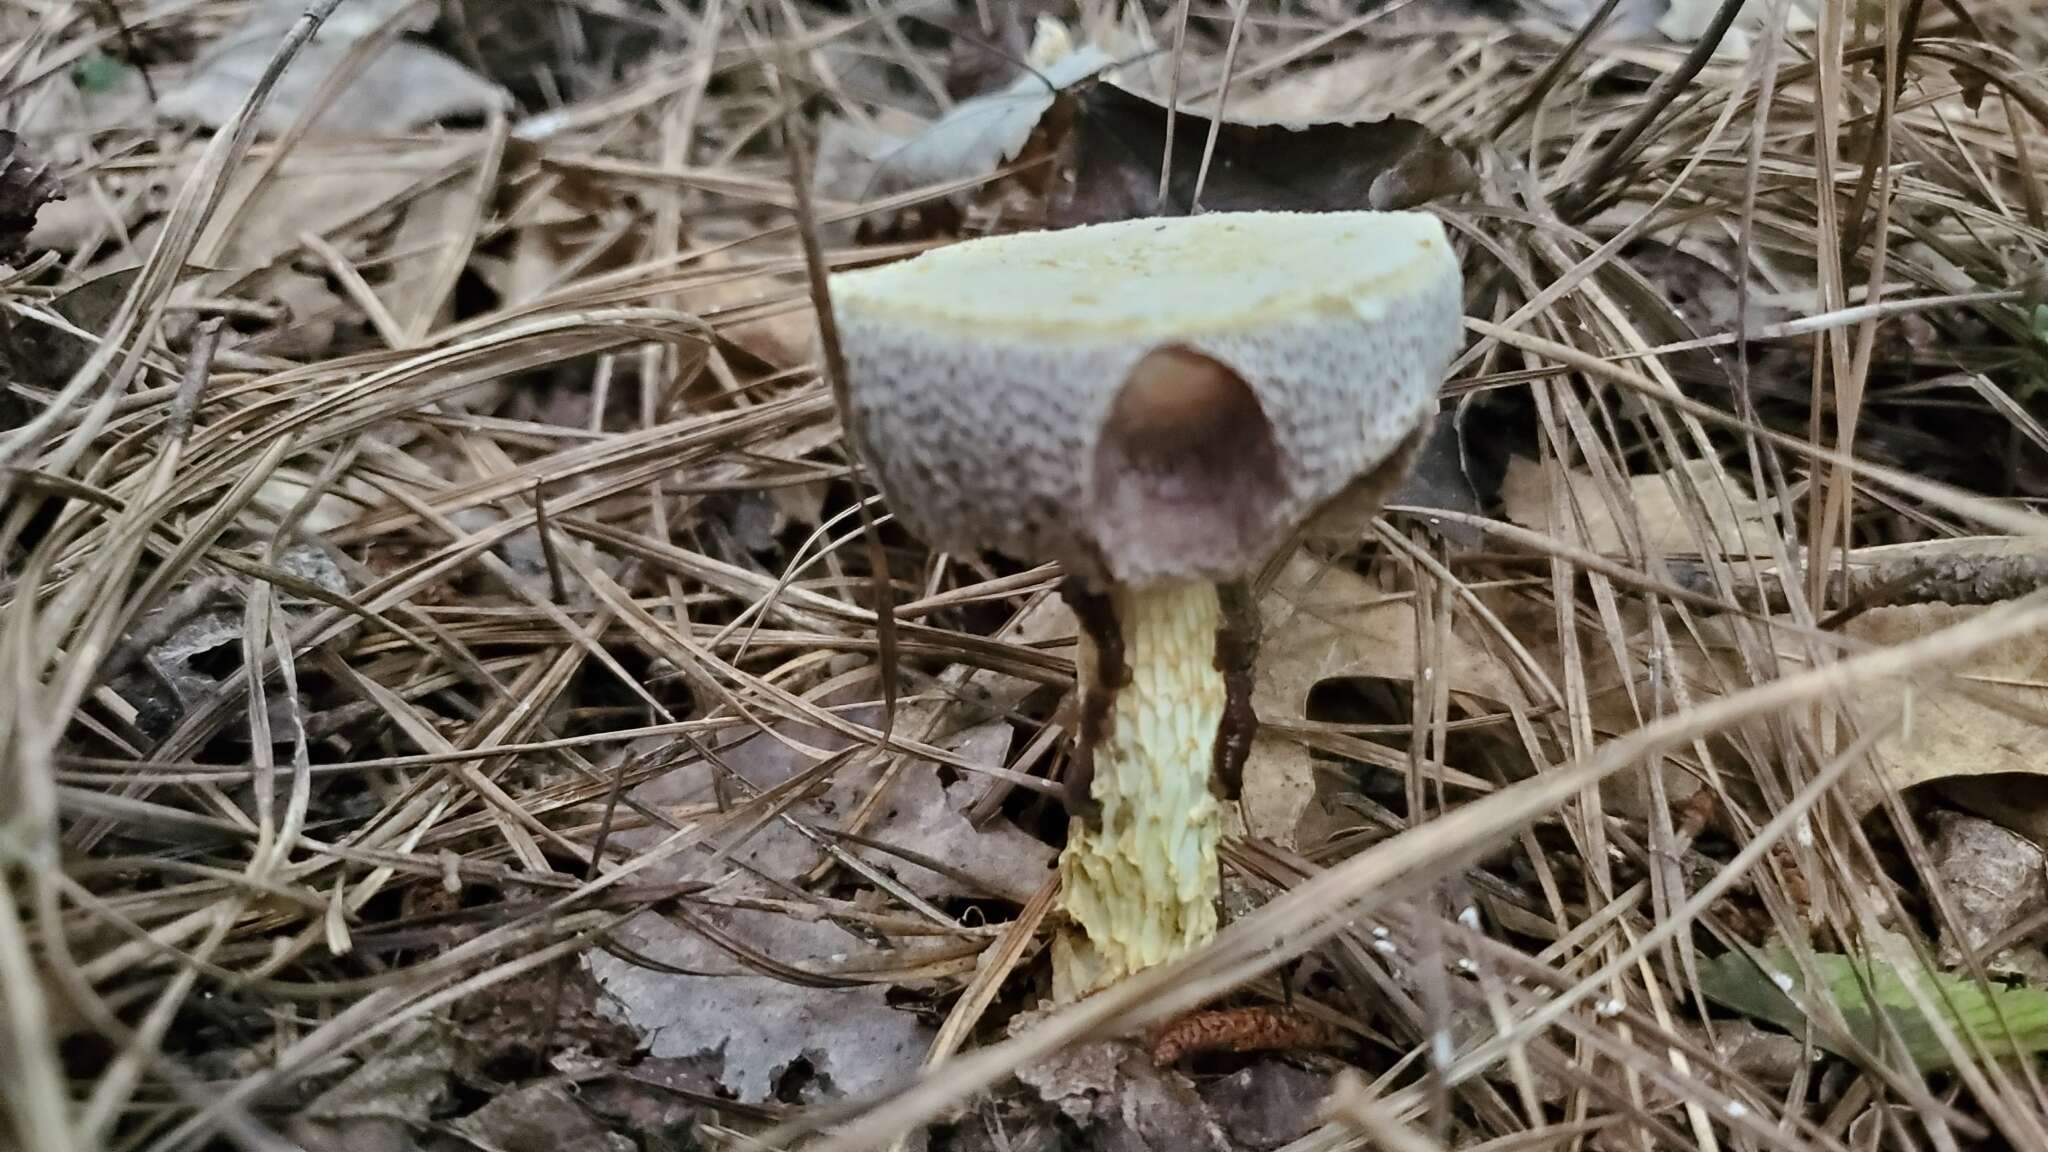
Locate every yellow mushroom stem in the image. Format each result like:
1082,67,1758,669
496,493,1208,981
1051,580,1226,1003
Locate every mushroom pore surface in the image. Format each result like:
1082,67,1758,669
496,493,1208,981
829,210,1464,588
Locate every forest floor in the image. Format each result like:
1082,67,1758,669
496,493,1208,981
8,1,2048,1150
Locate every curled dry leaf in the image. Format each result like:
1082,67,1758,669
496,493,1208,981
0,129,63,262
1024,77,1476,228
815,19,1471,238
591,894,936,1105
852,43,1115,201
1233,41,1456,123
1926,811,2048,982
810,26,1113,240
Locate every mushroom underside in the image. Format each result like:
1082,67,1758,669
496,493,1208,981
1087,344,1287,584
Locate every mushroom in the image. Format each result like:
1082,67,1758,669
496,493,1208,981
829,210,1464,1001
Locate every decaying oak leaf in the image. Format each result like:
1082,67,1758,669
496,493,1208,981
1243,551,1525,846
1024,77,1476,228
0,130,62,262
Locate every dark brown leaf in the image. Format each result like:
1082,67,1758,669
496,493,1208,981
1025,78,1475,228
0,130,63,261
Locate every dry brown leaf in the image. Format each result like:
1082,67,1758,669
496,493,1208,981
1244,551,1525,846
164,141,470,273
1836,602,2048,820
591,669,1055,1103
592,901,935,1105
1501,455,1781,558
1233,42,1447,123
285,1021,458,1152
240,267,344,361
375,178,479,340
683,251,816,368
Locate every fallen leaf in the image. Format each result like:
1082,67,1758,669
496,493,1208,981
590,693,1052,1102
574,1058,720,1150
810,25,1114,240
159,0,507,137
1244,551,1526,846
622,706,1053,904
126,140,470,282
590,907,935,1105
1233,40,1453,123
1941,776,2048,845
376,175,484,341
1026,77,1475,228
0,129,62,262
1382,411,1487,550
858,42,1115,200
0,266,138,386
938,3,1072,100
1200,1061,1332,1152
1833,602,2048,821
1698,935,2048,1070
238,266,344,361
681,250,818,368
1501,455,1781,558
858,722,1058,903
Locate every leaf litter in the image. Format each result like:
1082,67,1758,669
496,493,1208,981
12,1,2048,1151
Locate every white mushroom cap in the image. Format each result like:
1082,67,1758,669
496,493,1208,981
829,210,1464,587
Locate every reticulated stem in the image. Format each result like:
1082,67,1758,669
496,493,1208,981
1052,580,1225,1003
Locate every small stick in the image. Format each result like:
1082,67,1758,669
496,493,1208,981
1557,0,1752,221
771,45,900,736
532,481,569,604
